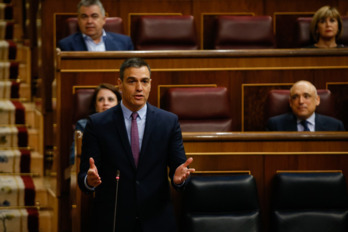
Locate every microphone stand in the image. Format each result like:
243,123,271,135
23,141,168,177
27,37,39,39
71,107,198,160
113,170,120,232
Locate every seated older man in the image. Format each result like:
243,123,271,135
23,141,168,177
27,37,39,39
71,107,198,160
266,80,345,131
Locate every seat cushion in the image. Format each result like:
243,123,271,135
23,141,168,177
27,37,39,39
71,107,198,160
273,210,348,232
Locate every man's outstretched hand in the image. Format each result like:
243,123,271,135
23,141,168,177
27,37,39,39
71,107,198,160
174,157,195,185
87,157,102,188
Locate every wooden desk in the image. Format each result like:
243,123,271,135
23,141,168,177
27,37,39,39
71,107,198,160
55,49,348,231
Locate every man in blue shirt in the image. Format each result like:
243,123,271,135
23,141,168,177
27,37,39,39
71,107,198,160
58,0,133,51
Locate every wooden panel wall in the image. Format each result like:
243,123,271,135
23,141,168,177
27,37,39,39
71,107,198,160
39,0,348,112
32,1,348,231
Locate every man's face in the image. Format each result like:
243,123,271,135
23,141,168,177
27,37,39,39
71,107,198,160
289,82,320,120
78,5,105,41
118,66,151,112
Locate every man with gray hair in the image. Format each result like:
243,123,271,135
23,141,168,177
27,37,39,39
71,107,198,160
266,80,345,131
59,0,133,51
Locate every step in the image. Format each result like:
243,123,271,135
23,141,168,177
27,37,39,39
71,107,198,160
0,80,28,100
0,125,42,152
0,150,43,176
23,102,42,131
0,208,53,232
0,101,41,130
28,127,42,154
0,175,48,207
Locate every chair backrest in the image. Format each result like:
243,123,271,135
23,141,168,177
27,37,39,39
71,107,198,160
183,175,261,232
73,88,95,124
295,17,313,47
66,17,124,35
163,87,232,132
56,16,124,47
214,15,275,49
295,16,348,47
134,15,198,50
272,172,348,232
339,16,348,45
265,89,335,120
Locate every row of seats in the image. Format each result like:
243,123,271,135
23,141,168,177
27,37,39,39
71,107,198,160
57,15,348,50
183,172,348,232
73,87,335,132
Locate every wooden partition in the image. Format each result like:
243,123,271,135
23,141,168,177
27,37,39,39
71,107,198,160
181,131,348,232
56,49,348,131
55,49,348,231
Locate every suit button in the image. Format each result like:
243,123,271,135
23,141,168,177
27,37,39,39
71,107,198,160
136,181,140,185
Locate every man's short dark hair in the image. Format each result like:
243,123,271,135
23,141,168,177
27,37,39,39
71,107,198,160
77,0,105,16
119,58,151,81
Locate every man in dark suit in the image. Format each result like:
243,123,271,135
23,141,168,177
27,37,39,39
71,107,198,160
78,57,195,232
266,80,345,131
58,0,133,51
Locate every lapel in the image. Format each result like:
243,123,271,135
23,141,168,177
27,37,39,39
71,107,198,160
74,33,88,51
113,105,136,169
104,32,115,51
314,113,323,131
288,113,299,131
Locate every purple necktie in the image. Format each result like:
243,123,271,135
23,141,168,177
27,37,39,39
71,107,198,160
131,112,139,166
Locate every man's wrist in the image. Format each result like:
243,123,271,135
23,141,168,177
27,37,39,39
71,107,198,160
84,175,95,191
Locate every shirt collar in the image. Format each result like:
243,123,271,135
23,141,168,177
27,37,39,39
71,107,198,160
297,112,315,126
82,29,107,43
120,101,147,120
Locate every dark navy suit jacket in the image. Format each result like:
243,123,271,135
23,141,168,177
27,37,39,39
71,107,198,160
58,31,134,51
78,103,187,232
266,112,345,131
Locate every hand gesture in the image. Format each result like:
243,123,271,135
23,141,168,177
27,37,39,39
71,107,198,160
174,157,195,185
86,157,102,188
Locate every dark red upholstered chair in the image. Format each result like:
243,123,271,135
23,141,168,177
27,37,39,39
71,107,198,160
73,88,95,124
214,16,275,49
265,89,335,121
295,17,313,47
339,16,348,46
163,87,232,132
66,17,124,35
295,16,348,47
134,15,198,50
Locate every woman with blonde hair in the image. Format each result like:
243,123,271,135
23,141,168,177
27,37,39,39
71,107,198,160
309,6,344,48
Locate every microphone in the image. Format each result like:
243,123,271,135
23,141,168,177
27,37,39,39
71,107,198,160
113,170,120,232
